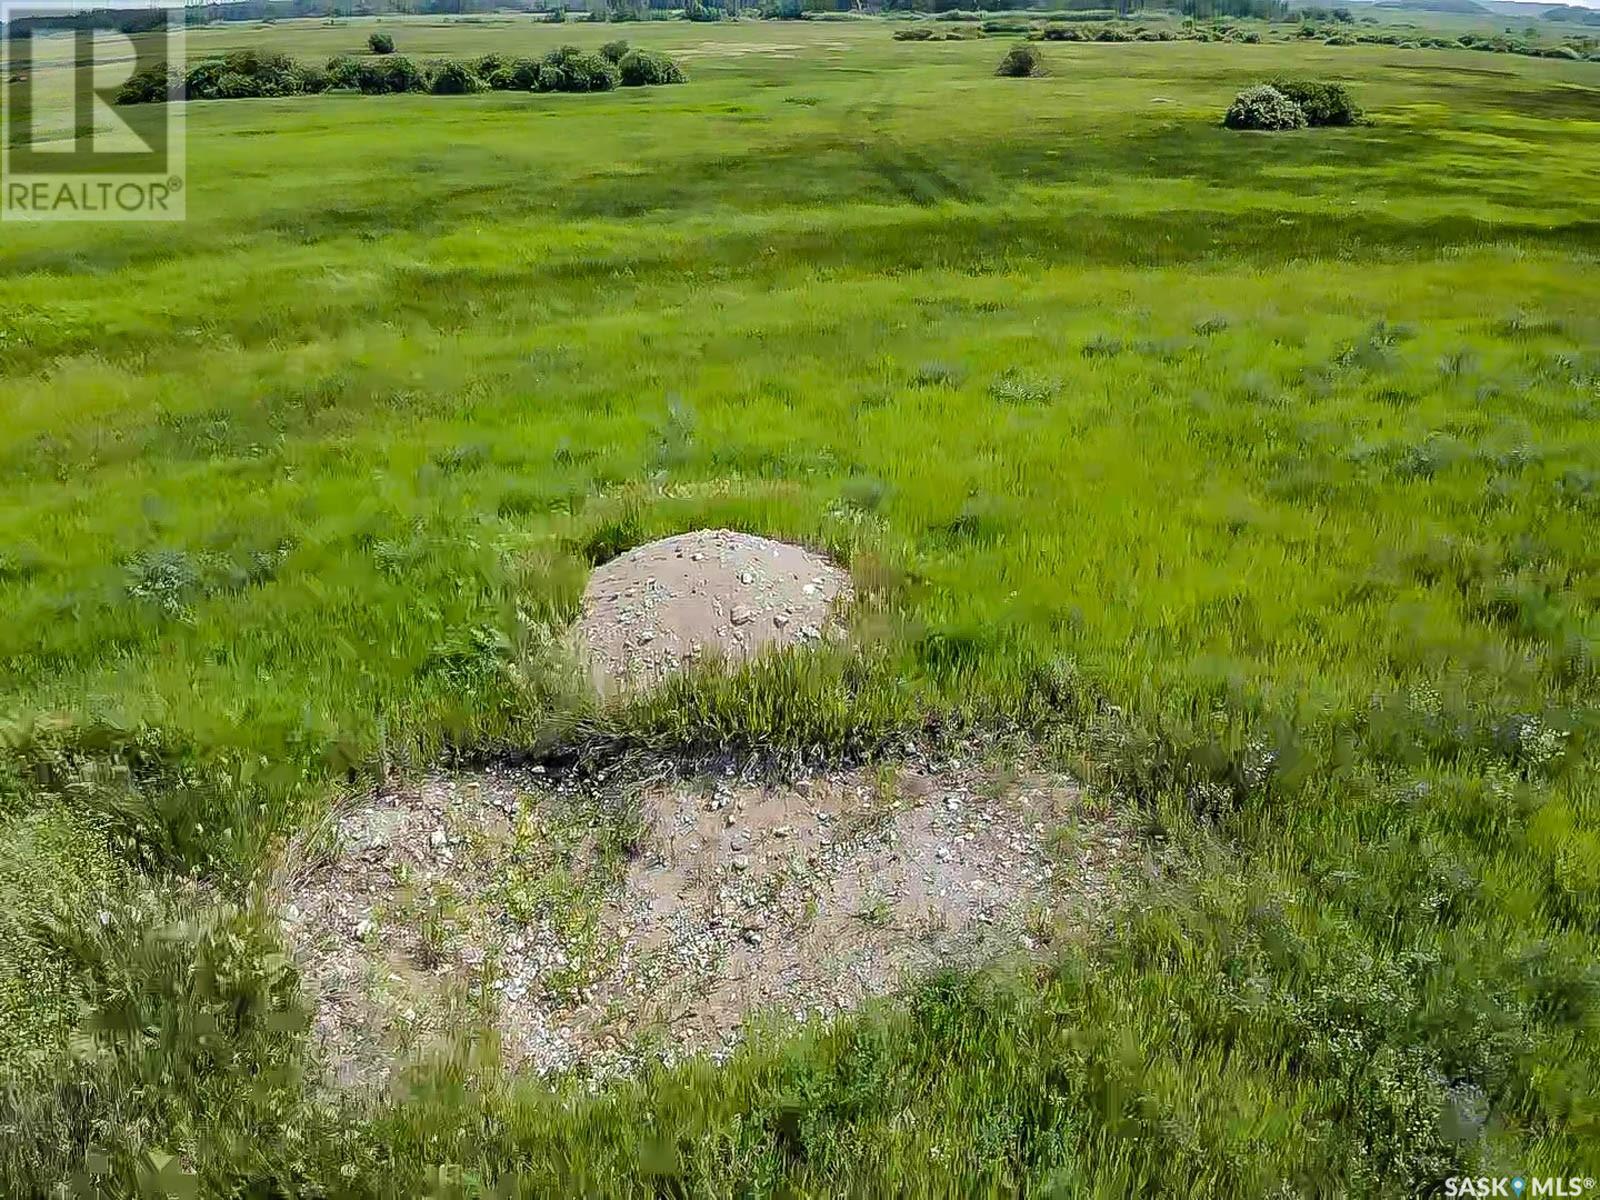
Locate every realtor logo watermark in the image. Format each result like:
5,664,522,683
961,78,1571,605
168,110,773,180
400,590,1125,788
1,1,184,221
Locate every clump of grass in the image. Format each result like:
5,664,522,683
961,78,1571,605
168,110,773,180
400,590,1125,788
988,368,1060,404
838,474,890,513
995,44,1044,77
1493,310,1564,339
911,360,965,388
572,509,644,565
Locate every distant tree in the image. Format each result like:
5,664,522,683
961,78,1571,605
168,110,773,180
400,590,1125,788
368,30,395,52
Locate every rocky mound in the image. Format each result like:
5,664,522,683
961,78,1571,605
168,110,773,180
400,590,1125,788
573,529,851,695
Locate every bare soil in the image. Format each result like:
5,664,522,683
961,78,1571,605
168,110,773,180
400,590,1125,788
572,529,852,695
277,757,1142,1092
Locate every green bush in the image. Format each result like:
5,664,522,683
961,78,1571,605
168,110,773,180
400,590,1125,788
325,54,361,88
1036,23,1084,40
182,51,313,101
617,49,686,86
599,38,630,63
530,45,618,92
893,27,934,40
115,63,182,104
358,55,426,94
1224,84,1307,130
555,51,620,91
121,53,331,104
1268,77,1360,125
121,44,676,104
995,44,1043,77
486,57,542,90
368,31,394,55
297,64,331,94
428,60,483,95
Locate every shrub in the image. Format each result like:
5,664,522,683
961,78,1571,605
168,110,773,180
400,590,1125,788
358,55,426,94
486,57,542,90
617,50,685,86
183,50,310,100
1269,77,1360,125
599,39,630,63
325,54,361,88
556,51,619,92
506,57,544,90
428,60,483,94
296,64,331,94
115,63,182,104
368,31,395,55
893,27,934,40
995,44,1043,76
1224,84,1306,130
124,45,672,105
1036,23,1084,40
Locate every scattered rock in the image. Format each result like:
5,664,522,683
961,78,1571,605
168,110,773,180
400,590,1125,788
277,758,1143,1092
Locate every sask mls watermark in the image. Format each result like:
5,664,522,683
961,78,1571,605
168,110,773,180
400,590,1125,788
1444,1177,1597,1198
1,0,184,221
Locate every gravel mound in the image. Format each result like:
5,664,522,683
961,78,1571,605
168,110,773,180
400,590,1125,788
573,529,851,695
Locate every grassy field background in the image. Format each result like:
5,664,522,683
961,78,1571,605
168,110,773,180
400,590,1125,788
1,15,1598,1195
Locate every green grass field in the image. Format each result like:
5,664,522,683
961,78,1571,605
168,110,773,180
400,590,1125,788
2,14,1598,1195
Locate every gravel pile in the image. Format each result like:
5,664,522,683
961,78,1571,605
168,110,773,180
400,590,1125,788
572,529,851,695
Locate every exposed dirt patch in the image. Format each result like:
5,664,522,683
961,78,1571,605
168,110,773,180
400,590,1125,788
573,529,851,695
278,757,1144,1092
